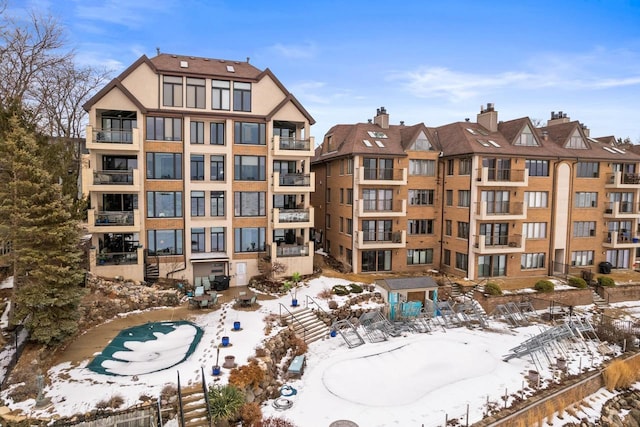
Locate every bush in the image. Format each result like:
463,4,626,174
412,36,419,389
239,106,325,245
240,402,262,426
259,417,298,427
208,384,245,424
327,300,338,309
534,280,554,293
332,285,349,296
598,276,616,287
484,282,502,296
347,283,363,293
229,361,265,390
567,277,588,288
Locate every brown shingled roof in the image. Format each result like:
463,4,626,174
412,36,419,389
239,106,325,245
150,53,262,80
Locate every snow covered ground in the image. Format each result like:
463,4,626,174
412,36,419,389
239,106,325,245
0,275,634,426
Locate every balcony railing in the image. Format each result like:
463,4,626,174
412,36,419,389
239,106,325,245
604,201,640,216
94,129,134,144
364,168,403,181
473,234,523,253
362,231,403,243
97,251,138,266
278,209,310,223
279,173,311,186
476,201,524,215
476,167,528,186
606,172,640,187
93,170,134,185
276,244,309,257
95,211,134,226
278,137,311,151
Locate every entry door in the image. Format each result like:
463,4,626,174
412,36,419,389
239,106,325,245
606,249,630,268
236,262,247,286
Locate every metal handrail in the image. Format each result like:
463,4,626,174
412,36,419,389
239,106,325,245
177,371,185,427
200,366,212,426
305,294,332,319
279,303,308,342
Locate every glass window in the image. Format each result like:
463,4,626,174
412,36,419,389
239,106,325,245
407,249,433,265
526,159,549,177
326,214,331,228
211,227,225,252
210,155,225,181
446,190,453,206
458,190,470,207
447,159,454,175
445,220,452,236
409,189,434,206
523,222,547,239
234,122,265,145
524,191,548,208
191,191,205,216
234,155,266,180
516,126,537,146
346,218,353,235
521,253,545,269
409,159,436,176
443,249,451,266
191,227,205,252
346,158,353,174
408,219,433,235
577,161,599,178
211,191,225,217
234,192,266,216
147,191,182,218
190,121,204,144
233,82,251,112
146,153,182,179
163,76,182,107
210,122,225,145
575,192,598,208
459,158,471,175
361,250,392,272
478,254,506,277
147,229,183,255
191,154,205,181
234,227,265,252
212,80,230,110
186,78,205,109
455,252,468,272
146,117,182,141
572,250,594,266
457,222,469,239
346,189,353,205
573,221,596,237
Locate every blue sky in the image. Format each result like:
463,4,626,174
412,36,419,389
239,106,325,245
9,0,640,142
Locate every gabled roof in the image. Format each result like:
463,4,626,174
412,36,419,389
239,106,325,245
498,117,540,146
312,122,438,163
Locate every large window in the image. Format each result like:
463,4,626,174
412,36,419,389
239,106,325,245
234,227,265,252
573,221,596,237
577,161,599,178
516,126,536,146
346,188,353,205
521,253,545,270
523,222,547,239
186,78,205,109
211,80,230,110
457,221,469,239
146,152,182,179
191,228,205,252
190,121,204,144
191,155,204,180
524,191,548,208
478,254,506,277
455,252,468,272
233,82,251,111
526,159,549,177
458,190,471,207
409,159,436,176
480,223,508,245
211,227,225,252
146,117,182,141
163,76,182,107
234,155,265,180
234,122,265,145
409,189,434,206
234,192,266,216
459,158,471,175
211,191,225,217
482,190,510,213
408,219,433,235
362,189,393,211
361,250,392,272
443,249,451,266
147,191,182,218
346,218,353,235
210,155,225,181
210,122,225,145
362,220,393,241
191,191,205,216
575,192,598,208
407,249,433,265
572,250,594,266
483,158,511,181
363,158,394,179
446,190,453,206
147,229,183,255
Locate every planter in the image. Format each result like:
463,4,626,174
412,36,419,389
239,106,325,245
291,299,299,307
233,321,241,331
221,336,230,347
212,365,221,376
223,355,236,369
330,330,337,337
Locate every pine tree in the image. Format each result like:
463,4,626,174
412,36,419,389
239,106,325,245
0,111,85,346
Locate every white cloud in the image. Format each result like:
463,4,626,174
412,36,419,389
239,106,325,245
73,0,178,29
268,42,316,59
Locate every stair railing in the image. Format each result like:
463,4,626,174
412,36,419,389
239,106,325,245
176,371,185,427
305,295,334,325
279,303,308,342
200,366,212,426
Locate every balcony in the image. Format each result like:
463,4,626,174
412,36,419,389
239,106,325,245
475,167,528,187
272,207,314,229
272,135,315,157
357,199,406,217
356,167,407,186
85,169,141,192
474,201,526,220
267,241,314,276
603,201,640,219
86,125,140,151
273,171,315,193
355,230,406,249
473,234,524,254
602,230,640,248
88,209,140,232
96,250,139,266
606,172,640,189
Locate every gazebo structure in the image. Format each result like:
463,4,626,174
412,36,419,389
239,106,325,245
375,276,439,320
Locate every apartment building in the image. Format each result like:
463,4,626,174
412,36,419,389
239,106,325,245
82,53,316,285
312,105,640,280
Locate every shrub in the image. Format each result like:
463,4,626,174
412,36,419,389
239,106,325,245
240,401,262,426
207,384,245,424
332,285,349,296
484,282,502,296
317,287,333,299
291,336,308,356
598,276,616,287
347,283,363,293
229,361,265,390
328,300,338,309
534,280,554,293
258,416,298,427
567,277,587,288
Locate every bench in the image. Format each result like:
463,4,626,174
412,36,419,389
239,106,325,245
287,355,306,378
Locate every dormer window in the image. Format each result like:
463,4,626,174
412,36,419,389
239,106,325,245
516,125,538,146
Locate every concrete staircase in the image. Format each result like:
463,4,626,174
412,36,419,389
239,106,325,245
282,307,330,344
592,288,608,309
179,385,209,427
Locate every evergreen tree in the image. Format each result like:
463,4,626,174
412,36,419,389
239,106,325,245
0,112,85,346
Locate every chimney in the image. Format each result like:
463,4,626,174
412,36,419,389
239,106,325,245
400,121,405,126
581,123,590,137
477,103,498,132
542,130,549,141
373,106,389,129
547,110,571,127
